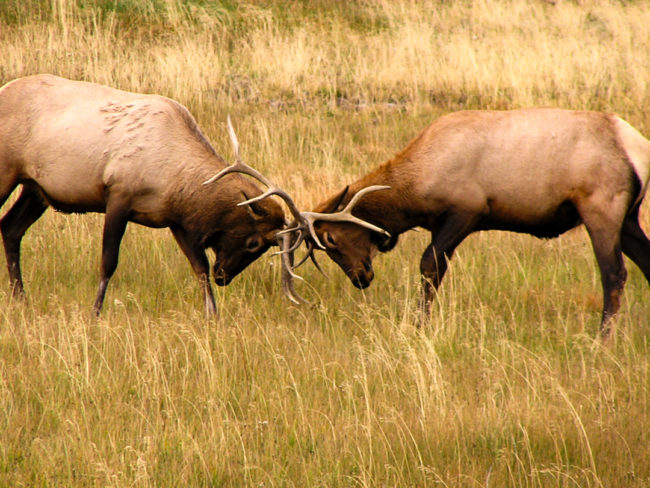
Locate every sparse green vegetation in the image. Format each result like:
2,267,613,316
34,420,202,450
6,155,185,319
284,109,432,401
1,0,649,486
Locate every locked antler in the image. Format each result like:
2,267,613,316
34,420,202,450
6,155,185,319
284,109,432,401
203,116,391,304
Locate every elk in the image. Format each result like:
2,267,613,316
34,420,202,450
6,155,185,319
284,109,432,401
0,74,291,315
303,109,650,339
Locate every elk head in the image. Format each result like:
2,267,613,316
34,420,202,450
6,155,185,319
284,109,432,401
308,186,393,289
206,192,285,286
203,117,307,301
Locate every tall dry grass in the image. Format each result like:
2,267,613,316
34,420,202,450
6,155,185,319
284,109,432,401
1,0,650,486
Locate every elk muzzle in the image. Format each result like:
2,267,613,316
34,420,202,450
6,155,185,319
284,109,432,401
213,265,232,286
348,260,375,289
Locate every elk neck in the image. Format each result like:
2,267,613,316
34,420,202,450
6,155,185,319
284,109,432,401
344,152,427,237
164,153,250,229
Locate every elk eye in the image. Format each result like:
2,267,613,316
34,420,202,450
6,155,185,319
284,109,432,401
246,236,263,253
323,231,337,248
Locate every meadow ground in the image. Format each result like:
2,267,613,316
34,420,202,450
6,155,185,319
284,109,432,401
1,1,649,486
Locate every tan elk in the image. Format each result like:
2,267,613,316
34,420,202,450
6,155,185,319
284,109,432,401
0,74,295,315
299,109,650,339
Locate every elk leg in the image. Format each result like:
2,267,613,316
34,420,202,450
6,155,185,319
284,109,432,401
0,175,17,209
419,211,477,322
93,202,130,316
621,208,650,285
0,186,47,297
170,226,217,317
582,217,627,340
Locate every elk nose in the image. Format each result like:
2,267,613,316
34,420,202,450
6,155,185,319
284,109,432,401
352,274,372,289
351,266,373,289
213,268,231,286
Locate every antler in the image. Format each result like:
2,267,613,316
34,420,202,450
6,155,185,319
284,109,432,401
203,116,312,303
277,231,309,305
294,185,391,249
203,116,306,225
202,116,392,304
273,185,391,277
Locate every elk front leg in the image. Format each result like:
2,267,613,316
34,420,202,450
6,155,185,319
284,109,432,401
170,226,217,317
0,187,47,298
93,201,130,316
419,211,476,325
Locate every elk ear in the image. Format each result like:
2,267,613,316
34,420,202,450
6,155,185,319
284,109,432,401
241,191,268,219
322,231,338,249
324,186,350,212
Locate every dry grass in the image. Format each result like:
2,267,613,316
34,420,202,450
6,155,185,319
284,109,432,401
1,0,650,486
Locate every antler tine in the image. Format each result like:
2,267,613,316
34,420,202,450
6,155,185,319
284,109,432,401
308,249,327,276
203,161,263,186
293,241,328,277
226,115,240,161
238,188,283,207
272,228,308,255
278,233,310,305
293,248,312,268
340,185,392,216
203,116,275,187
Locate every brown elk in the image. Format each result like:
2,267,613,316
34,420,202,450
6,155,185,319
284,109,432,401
0,74,290,315
302,109,650,339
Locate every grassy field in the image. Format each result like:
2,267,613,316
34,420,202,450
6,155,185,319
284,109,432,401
1,0,650,486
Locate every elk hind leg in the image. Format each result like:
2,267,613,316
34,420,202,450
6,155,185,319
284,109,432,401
621,206,650,286
0,186,47,297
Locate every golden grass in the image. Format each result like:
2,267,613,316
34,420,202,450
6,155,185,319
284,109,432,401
1,0,650,486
